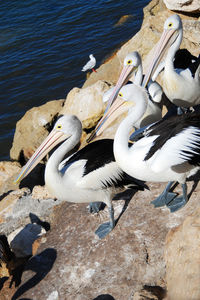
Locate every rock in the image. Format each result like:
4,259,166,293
32,185,53,200
9,180,200,299
8,223,46,257
10,99,65,161
165,207,200,300
163,0,200,14
60,80,111,129
0,161,21,195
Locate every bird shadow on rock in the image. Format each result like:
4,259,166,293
113,188,142,226
93,295,115,300
10,248,57,300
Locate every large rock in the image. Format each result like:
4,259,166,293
4,180,200,299
165,207,200,300
60,80,111,129
163,0,200,14
0,161,21,195
10,99,65,161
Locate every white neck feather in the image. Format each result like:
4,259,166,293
114,86,148,167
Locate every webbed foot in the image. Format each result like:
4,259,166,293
151,192,177,207
167,196,187,212
95,222,114,239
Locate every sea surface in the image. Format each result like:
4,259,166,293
0,0,150,161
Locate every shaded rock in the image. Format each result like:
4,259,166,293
60,80,111,129
10,99,65,161
9,180,200,300
8,224,46,258
163,0,200,14
165,207,200,300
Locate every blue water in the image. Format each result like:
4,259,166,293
0,0,150,161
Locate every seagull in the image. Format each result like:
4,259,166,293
88,83,200,212
143,14,200,110
14,115,145,239
82,54,97,72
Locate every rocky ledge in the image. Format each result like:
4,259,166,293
0,0,200,299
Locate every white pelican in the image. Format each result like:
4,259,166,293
88,51,162,143
82,54,96,72
143,14,200,109
14,115,145,239
89,83,200,212
104,51,162,114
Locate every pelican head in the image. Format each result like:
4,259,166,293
14,115,82,183
143,14,182,87
88,84,148,141
87,52,141,142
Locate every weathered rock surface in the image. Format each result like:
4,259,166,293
10,99,65,161
60,80,111,129
165,207,200,300
0,180,198,299
0,161,21,195
163,0,200,14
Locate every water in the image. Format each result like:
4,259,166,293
0,0,150,161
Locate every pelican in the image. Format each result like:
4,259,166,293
88,83,200,212
143,14,200,109
82,54,96,72
14,115,145,239
88,51,162,143
104,51,162,114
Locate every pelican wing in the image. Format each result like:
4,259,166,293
145,113,200,173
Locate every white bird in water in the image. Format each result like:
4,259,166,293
143,14,200,110
89,83,200,212
82,54,97,73
14,115,145,239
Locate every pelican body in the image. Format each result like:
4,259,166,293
15,115,144,238
143,14,200,109
82,54,96,72
89,83,200,212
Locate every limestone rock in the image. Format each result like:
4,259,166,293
163,0,200,14
10,99,65,161
11,180,200,300
60,80,111,129
0,161,21,195
165,207,200,300
32,185,53,200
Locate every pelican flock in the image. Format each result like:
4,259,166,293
15,14,200,238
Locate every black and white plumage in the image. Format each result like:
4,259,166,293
143,14,200,109
89,83,200,212
15,115,144,239
81,54,96,72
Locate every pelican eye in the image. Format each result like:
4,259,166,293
56,125,62,130
119,92,123,97
127,59,132,65
168,22,173,28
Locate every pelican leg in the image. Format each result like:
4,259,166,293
167,183,188,212
151,181,177,207
89,202,103,213
95,203,115,239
